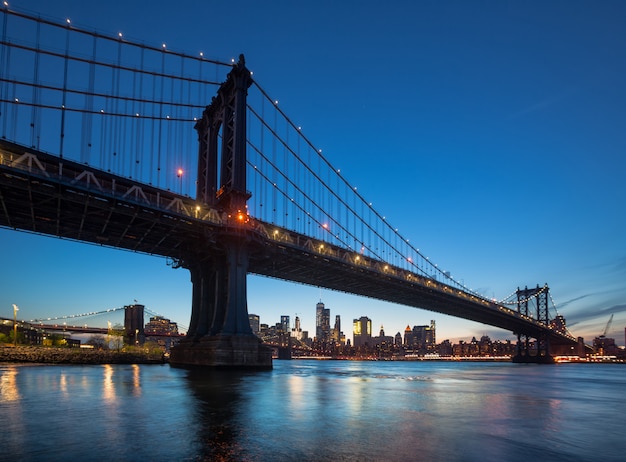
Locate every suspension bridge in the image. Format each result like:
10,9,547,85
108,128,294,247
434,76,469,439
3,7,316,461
0,7,587,367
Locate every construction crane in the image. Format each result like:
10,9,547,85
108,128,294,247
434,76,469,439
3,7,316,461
600,314,613,338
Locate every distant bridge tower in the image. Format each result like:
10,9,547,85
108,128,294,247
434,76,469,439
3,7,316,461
513,284,553,363
170,55,272,369
124,304,145,346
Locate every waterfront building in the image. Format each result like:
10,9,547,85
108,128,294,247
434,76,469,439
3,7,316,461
373,326,394,346
372,325,394,356
291,316,303,340
280,315,290,333
353,316,372,348
438,339,453,356
315,301,331,343
331,315,345,345
144,315,181,352
594,336,620,356
405,321,436,353
249,314,260,336
144,316,179,336
403,325,412,346
0,317,44,345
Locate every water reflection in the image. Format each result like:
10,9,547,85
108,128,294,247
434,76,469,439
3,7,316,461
59,372,68,399
133,364,141,393
183,369,254,461
1,362,624,461
0,365,20,402
102,364,116,402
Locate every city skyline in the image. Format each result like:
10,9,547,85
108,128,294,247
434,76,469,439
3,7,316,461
1,1,625,346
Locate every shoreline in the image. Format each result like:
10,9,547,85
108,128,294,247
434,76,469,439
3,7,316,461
0,345,166,365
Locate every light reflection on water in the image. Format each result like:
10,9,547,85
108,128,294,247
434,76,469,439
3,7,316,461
0,360,624,461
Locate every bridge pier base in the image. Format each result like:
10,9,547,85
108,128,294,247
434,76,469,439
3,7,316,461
170,334,272,369
512,353,555,364
512,333,555,364
170,234,272,370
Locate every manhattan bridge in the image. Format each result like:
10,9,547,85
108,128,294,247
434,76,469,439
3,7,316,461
0,7,588,367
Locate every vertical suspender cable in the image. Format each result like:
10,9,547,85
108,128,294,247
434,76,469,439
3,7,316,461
121,61,129,176
259,96,265,219
30,21,41,149
149,54,156,185
82,34,96,164
272,103,277,224
284,118,288,227
0,8,8,139
111,35,121,172
157,46,165,187
129,45,138,178
185,58,192,195
136,46,145,181
178,56,184,194
59,20,71,158
167,69,174,191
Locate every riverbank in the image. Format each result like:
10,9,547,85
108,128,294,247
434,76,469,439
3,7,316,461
0,345,166,364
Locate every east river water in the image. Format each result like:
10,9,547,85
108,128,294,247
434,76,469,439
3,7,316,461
1,360,624,461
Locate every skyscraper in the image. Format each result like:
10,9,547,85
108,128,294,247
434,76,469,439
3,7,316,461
248,314,260,335
316,301,324,340
353,316,372,348
292,316,303,340
316,301,331,342
332,315,341,343
406,320,436,353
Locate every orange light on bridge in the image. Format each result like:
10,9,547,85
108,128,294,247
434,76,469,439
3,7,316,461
177,168,183,177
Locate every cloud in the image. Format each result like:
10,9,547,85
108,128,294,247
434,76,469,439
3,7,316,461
556,293,594,310
565,303,626,327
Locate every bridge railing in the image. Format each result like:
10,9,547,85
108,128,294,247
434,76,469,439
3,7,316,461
0,140,224,224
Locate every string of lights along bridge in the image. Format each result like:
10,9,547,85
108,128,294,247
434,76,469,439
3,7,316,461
0,5,584,367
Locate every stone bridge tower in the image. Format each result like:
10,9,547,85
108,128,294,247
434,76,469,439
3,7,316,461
170,55,272,369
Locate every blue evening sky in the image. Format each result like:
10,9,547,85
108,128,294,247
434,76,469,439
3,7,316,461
2,0,625,345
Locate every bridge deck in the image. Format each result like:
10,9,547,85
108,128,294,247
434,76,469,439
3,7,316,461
0,139,578,346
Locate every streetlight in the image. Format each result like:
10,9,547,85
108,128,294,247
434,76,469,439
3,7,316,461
12,304,18,346
177,168,183,193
